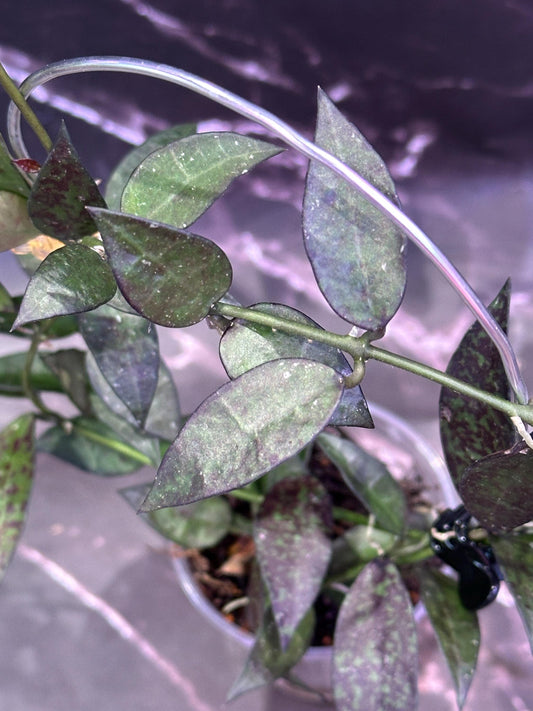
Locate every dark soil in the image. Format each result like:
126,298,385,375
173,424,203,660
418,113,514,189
179,442,427,646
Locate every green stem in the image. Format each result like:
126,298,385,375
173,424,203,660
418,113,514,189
73,423,154,466
0,62,52,152
212,302,533,426
22,327,61,421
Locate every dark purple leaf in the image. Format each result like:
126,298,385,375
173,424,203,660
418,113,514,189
332,558,418,711
254,475,332,649
459,443,533,532
28,123,106,241
440,280,516,487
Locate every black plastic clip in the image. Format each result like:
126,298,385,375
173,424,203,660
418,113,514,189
430,505,503,610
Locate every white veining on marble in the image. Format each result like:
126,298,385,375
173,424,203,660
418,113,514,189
17,544,215,711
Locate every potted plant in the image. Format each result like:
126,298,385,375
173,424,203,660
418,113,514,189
0,56,531,711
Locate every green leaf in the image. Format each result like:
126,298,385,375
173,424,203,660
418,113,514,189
219,302,373,427
254,476,332,649
13,243,116,328
303,90,406,330
0,191,40,252
141,358,344,510
120,482,232,547
439,280,516,487
228,605,315,700
37,417,150,475
28,123,106,241
458,443,533,532
86,351,180,442
316,430,406,535
0,414,34,580
332,559,418,711
343,525,397,562
0,283,14,312
41,349,91,414
492,531,533,652
150,497,232,548
90,208,232,328
79,303,159,427
89,394,161,466
0,135,30,197
121,131,282,229
105,123,196,209
0,352,62,396
419,567,480,709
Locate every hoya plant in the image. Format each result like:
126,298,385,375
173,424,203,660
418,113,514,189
0,57,532,711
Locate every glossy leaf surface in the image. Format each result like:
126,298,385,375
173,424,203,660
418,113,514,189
38,417,148,475
0,191,40,252
333,559,418,711
254,475,332,649
150,497,232,548
13,244,116,328
79,303,159,426
105,123,196,209
419,568,480,708
228,606,314,700
141,358,344,510
121,131,281,228
0,136,30,197
0,414,34,580
317,431,406,535
439,280,515,487
220,302,372,427
91,208,232,327
28,123,106,240
303,90,406,330
492,532,533,652
459,443,533,532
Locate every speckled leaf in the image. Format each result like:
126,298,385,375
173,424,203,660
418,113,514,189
140,358,344,511
458,443,533,532
28,123,106,241
90,208,232,327
0,191,40,251
317,431,406,535
121,132,282,229
41,349,91,414
78,303,159,427
0,352,61,396
37,417,147,475
333,558,418,711
86,351,180,442
419,567,479,709
0,414,34,580
13,243,116,328
0,135,29,197
492,532,533,652
440,280,515,487
303,90,406,330
105,123,196,209
254,475,332,649
220,302,372,427
228,605,315,700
